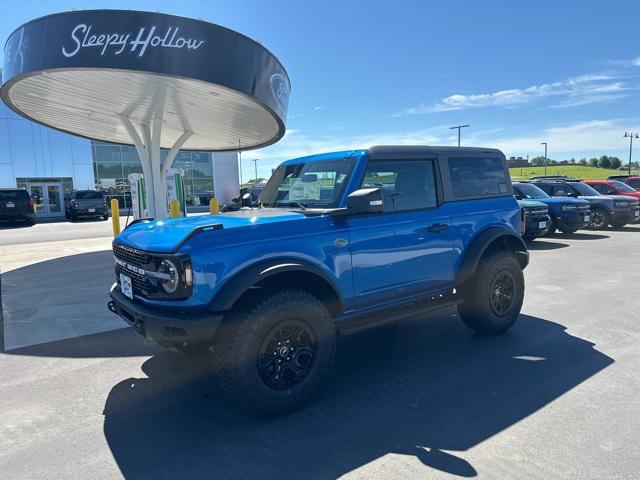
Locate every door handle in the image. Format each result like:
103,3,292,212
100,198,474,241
427,223,449,233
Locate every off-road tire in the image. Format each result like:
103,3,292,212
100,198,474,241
215,288,336,415
102,214,109,221
69,211,77,222
587,207,609,230
458,250,524,334
558,226,579,234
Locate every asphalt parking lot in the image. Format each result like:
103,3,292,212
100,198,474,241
1,223,639,479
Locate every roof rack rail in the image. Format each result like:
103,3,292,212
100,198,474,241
530,175,568,180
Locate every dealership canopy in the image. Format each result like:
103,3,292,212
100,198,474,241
1,10,291,217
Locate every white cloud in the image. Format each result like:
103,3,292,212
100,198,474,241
312,105,325,112
472,119,638,157
252,119,638,169
393,73,632,115
632,56,640,66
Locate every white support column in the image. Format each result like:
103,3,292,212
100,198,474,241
119,117,192,219
120,115,156,217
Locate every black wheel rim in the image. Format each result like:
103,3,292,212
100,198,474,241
489,271,516,316
257,320,316,390
590,210,606,228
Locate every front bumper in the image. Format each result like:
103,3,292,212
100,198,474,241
611,208,640,224
557,211,589,229
108,287,223,346
523,214,551,238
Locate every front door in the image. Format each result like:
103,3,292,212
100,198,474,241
347,158,453,309
27,183,64,218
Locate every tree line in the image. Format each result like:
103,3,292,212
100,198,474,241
528,155,638,170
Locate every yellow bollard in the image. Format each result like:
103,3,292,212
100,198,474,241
209,197,219,214
111,198,120,237
169,199,181,218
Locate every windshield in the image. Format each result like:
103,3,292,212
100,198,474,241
76,191,103,199
259,158,355,208
514,183,549,199
611,181,637,193
570,182,600,196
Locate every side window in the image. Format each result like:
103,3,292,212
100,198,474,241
591,184,608,194
448,157,508,197
553,185,573,196
361,160,437,212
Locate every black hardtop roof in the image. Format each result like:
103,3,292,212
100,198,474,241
368,145,504,159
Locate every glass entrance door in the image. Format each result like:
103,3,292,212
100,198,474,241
27,183,64,218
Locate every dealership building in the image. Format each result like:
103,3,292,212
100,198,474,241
0,99,240,218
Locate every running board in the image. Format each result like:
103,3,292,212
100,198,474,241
335,294,462,335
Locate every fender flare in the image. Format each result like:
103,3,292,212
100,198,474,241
456,227,528,286
208,258,345,313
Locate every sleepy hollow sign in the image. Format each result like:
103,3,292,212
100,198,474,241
1,9,291,151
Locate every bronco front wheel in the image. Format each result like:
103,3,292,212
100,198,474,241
215,288,336,414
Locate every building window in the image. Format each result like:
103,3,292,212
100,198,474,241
91,141,215,206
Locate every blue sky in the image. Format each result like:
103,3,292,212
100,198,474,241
2,0,639,180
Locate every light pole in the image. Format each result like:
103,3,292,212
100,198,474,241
252,158,259,183
541,142,548,176
449,124,470,147
624,132,639,175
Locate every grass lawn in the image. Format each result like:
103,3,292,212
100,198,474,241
509,165,639,181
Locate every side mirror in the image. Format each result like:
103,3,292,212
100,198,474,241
241,192,252,207
346,188,384,215
514,195,523,200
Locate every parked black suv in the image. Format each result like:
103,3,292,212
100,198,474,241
65,190,109,221
0,189,36,225
532,178,640,229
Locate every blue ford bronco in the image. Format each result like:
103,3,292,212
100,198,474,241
513,181,590,235
108,146,529,413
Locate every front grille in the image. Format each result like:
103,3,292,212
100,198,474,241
112,242,158,297
113,243,150,265
526,208,548,216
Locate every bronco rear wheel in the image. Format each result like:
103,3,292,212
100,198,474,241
215,288,336,414
458,250,524,334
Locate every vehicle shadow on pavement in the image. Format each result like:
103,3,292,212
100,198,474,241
102,311,613,479
559,232,609,240
526,240,570,250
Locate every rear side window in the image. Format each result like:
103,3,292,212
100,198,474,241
0,190,29,202
590,183,610,194
628,179,640,189
361,159,437,212
448,157,508,197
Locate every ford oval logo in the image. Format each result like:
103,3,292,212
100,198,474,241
270,73,290,114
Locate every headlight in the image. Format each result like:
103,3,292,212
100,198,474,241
614,201,630,208
562,205,578,211
157,259,179,293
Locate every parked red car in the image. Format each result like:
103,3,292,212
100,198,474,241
583,180,640,200
607,175,640,190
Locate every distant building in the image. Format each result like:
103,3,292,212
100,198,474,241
507,156,529,168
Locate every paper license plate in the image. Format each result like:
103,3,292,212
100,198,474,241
539,221,547,228
6,202,15,208
88,208,96,212
635,211,639,217
584,215,590,222
120,274,133,299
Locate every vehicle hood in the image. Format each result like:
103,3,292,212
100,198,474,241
115,208,305,253
578,194,637,204
533,197,589,207
517,199,548,209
